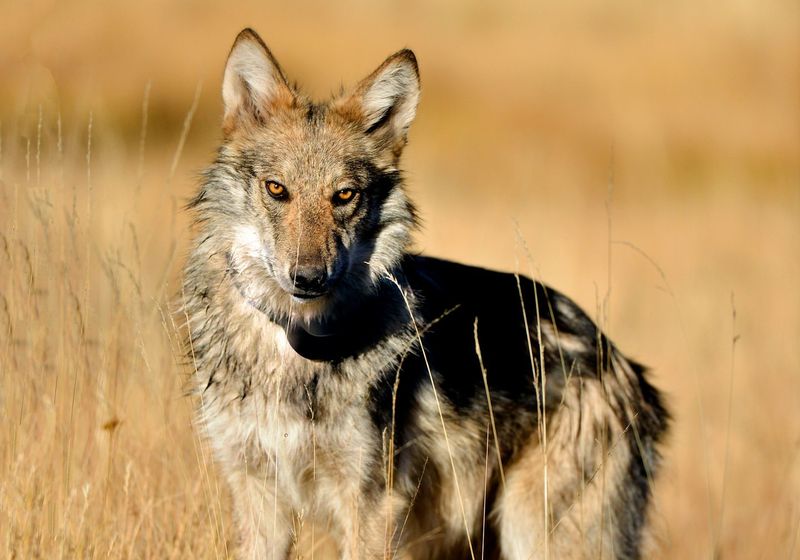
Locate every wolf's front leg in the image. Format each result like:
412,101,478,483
228,469,293,560
330,492,407,560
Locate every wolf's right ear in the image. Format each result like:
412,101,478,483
222,28,294,135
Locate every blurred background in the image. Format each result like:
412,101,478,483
1,0,798,557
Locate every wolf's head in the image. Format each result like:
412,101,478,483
193,28,419,322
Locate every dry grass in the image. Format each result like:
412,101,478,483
1,0,798,558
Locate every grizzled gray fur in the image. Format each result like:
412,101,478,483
182,27,669,560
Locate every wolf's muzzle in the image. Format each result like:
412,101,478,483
289,264,330,299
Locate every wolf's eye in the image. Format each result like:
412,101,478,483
333,188,356,205
265,181,287,199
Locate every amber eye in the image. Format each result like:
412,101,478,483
333,188,356,204
265,181,286,199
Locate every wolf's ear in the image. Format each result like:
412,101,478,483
222,28,294,135
341,50,420,161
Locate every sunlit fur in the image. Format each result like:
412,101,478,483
182,28,669,560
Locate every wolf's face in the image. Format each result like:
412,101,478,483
200,29,419,321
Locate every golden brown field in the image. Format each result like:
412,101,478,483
1,0,798,557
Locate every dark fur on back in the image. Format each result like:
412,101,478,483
182,28,669,560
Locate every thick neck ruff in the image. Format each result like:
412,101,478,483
226,253,414,362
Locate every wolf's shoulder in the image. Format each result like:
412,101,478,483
401,254,589,328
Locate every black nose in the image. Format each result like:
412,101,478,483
289,264,329,296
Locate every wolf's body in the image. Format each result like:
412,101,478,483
183,29,668,560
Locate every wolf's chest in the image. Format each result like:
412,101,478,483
201,354,381,504
194,305,411,506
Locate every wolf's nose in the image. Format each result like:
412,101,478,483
290,264,329,296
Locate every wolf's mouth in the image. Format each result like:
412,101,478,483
290,290,328,302
292,292,325,299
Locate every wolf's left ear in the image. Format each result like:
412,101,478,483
222,28,294,135
341,50,420,160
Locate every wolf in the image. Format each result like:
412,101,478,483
182,28,669,560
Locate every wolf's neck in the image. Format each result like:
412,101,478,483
285,279,413,363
